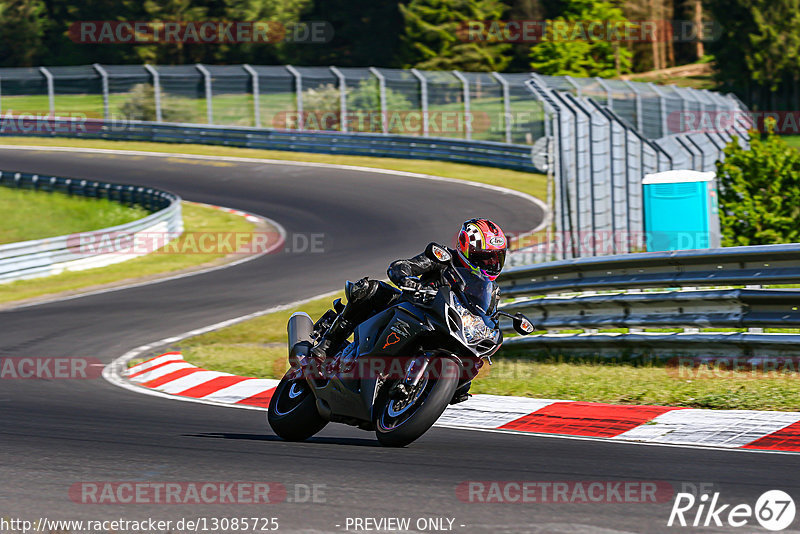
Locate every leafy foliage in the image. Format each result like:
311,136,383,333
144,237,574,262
400,0,511,71
0,0,48,67
299,80,413,132
529,0,633,77
717,127,800,246
119,84,197,123
706,0,800,106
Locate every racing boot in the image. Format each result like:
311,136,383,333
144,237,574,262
309,313,354,363
309,278,379,363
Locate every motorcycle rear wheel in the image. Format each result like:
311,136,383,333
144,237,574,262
267,374,327,441
374,357,459,447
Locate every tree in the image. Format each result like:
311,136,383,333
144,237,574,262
279,0,404,67
400,0,511,72
716,125,800,246
223,0,312,64
706,0,800,109
0,0,48,67
132,0,208,64
529,0,633,77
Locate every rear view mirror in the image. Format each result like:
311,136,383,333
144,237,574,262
513,313,535,335
426,243,452,264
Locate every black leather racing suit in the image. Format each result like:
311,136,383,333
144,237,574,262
313,243,472,403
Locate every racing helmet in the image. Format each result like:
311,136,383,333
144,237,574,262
456,218,507,281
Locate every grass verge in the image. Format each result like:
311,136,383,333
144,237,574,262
174,294,800,411
0,187,148,244
0,137,548,202
0,202,256,306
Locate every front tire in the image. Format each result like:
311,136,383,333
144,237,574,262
268,374,327,441
374,358,460,447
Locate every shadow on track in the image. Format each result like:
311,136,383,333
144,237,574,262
185,432,381,447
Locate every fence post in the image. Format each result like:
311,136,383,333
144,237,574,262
594,77,613,111
410,68,428,137
195,64,213,125
490,72,512,144
242,64,260,128
452,70,471,140
39,67,55,116
647,82,670,139
329,66,347,133
369,67,388,134
93,64,110,121
286,65,303,131
622,80,643,132
564,75,582,97
143,64,162,123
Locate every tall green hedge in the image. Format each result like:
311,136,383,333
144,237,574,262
717,128,800,246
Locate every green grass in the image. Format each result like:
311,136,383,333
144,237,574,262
471,356,800,411
0,202,255,305
177,292,344,379
782,135,800,150
0,187,148,244
0,137,548,201
172,294,800,411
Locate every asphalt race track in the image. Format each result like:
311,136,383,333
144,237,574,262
1,147,799,534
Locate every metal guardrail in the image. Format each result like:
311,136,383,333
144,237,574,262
0,171,182,283
496,244,800,357
499,244,800,297
502,289,800,330
0,118,541,173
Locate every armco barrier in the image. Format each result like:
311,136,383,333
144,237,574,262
0,118,541,173
0,171,182,283
497,243,800,357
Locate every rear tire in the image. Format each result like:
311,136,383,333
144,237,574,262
374,358,459,447
267,374,327,442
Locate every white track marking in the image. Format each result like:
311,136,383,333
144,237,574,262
128,362,196,383
200,379,280,403
616,409,800,447
153,371,230,394
439,396,562,429
126,352,182,375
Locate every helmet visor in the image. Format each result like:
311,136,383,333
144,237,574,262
468,249,506,276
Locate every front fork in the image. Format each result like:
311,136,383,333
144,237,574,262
389,353,434,399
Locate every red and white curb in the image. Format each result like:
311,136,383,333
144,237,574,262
125,352,280,409
124,352,800,453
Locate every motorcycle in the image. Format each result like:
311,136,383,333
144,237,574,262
267,244,536,447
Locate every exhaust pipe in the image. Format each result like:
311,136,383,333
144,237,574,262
287,311,314,363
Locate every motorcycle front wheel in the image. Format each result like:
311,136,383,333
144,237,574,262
374,357,459,447
267,373,327,441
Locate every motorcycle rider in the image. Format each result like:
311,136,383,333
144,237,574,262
309,218,508,403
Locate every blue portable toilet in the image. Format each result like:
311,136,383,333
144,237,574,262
643,170,721,252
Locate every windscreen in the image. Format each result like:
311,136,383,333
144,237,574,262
454,266,497,314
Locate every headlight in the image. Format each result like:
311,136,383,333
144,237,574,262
453,300,499,344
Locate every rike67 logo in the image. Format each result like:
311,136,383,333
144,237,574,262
668,490,796,531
